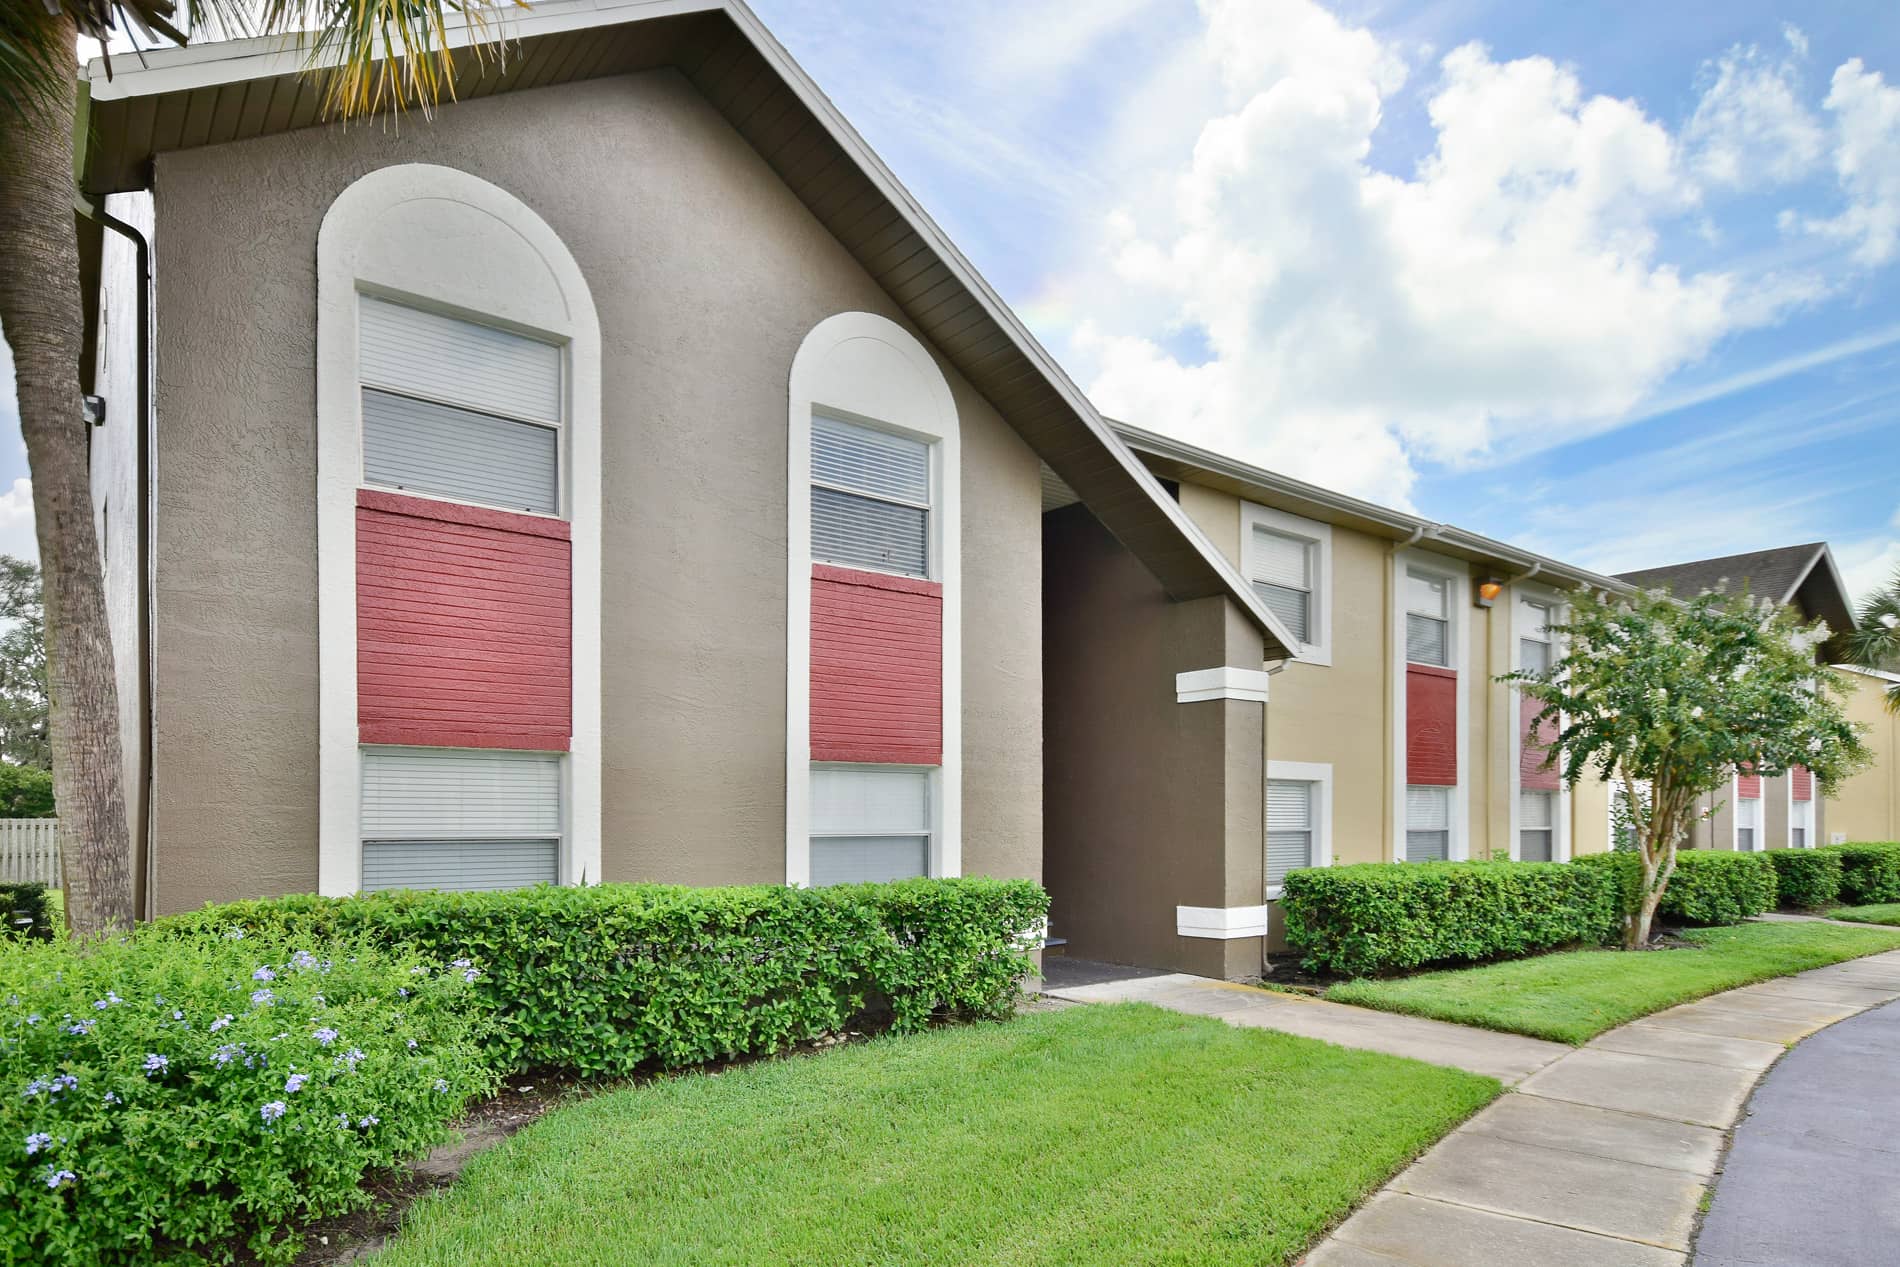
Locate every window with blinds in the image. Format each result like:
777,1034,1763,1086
811,413,931,577
359,296,563,515
360,747,562,891
1267,779,1316,886
1405,785,1451,861
1405,570,1450,667
1518,598,1553,675
810,765,931,885
1735,792,1761,852
1251,527,1313,644
1519,789,1554,862
1791,796,1814,848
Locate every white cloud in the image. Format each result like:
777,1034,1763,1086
0,479,35,564
1805,59,1900,268
1048,0,1841,506
1684,33,1825,188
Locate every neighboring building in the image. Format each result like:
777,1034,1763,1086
1819,667,1900,844
1614,543,1859,852
75,0,1305,980
1058,426,1628,949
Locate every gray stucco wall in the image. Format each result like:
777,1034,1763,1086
149,69,1040,912
1042,503,1266,979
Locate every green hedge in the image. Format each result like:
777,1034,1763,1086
158,878,1048,1077
1826,842,1900,905
0,881,53,941
1767,849,1843,909
1,929,492,1264
1281,861,1622,978
1575,849,1777,927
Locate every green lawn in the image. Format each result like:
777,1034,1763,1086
373,1004,1498,1267
1327,920,1900,1045
1827,903,1900,926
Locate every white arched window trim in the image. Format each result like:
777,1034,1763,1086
315,163,602,895
785,312,961,886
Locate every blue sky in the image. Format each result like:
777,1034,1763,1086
3,0,1897,603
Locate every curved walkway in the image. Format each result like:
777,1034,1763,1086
1692,996,1900,1266
1042,950,1900,1266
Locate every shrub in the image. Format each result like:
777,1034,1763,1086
1767,849,1843,909
1575,849,1778,929
158,878,1048,1077
0,764,54,817
1827,842,1900,905
0,930,493,1265
1281,861,1622,978
0,882,53,941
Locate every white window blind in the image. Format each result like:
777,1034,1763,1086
811,413,930,577
358,296,562,514
1791,797,1814,848
1518,599,1553,675
809,766,931,886
1406,570,1450,667
1266,779,1315,885
1736,794,1761,852
1519,790,1554,862
360,747,561,891
1251,527,1312,643
1406,785,1451,861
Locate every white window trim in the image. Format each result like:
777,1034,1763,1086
1391,549,1470,862
1266,760,1333,899
1241,502,1332,665
786,312,960,887
1732,772,1762,852
316,164,602,895
1509,583,1570,862
1788,777,1816,849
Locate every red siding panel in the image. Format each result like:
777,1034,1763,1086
357,491,570,751
1406,665,1457,786
1519,694,1561,791
1792,765,1814,801
811,564,942,764
1737,769,1762,799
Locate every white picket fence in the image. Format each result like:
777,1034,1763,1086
0,819,58,888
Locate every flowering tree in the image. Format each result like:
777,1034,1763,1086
1507,586,1868,949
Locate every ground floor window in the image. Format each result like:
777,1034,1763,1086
1791,796,1815,848
1519,789,1554,861
1736,791,1761,852
1267,779,1317,887
1405,785,1451,861
809,765,932,886
360,746,562,891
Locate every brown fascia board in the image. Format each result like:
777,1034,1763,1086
1115,420,1634,595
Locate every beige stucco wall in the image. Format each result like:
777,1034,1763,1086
149,70,1041,912
1828,671,1900,842
1042,504,1267,979
1174,480,1614,867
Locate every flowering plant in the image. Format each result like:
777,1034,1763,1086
1,929,494,1264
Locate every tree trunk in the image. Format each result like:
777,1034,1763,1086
0,14,135,936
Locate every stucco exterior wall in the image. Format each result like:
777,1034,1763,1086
1828,671,1900,843
1042,504,1266,978
149,70,1040,911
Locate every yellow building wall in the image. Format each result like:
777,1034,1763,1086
1827,671,1900,843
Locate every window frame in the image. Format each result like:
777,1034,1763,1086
1391,549,1470,862
808,408,936,581
1404,783,1453,862
1733,774,1762,851
1511,583,1570,862
807,761,937,886
356,290,571,521
1241,503,1332,665
1788,777,1816,849
1265,760,1333,898
357,744,566,892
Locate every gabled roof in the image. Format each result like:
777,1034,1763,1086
76,0,1300,658
1615,543,1857,648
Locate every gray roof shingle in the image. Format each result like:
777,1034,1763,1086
1616,544,1827,604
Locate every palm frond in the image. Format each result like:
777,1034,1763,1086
1846,565,1900,714
0,4,77,118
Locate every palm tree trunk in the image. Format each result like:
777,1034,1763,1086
0,12,134,936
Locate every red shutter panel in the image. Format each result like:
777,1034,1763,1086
810,564,942,765
1406,665,1457,786
1519,694,1561,791
1791,766,1814,801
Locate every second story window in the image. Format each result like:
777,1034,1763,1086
1251,527,1315,643
1405,570,1450,667
358,296,562,516
1519,599,1553,674
810,413,930,577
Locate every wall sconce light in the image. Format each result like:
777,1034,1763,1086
1474,577,1505,608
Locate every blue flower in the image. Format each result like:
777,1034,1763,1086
312,1027,339,1047
24,1013,41,1026
406,1038,419,1050
21,1078,48,1099
336,1113,352,1129
290,950,319,971
24,1132,52,1156
250,989,274,1008
172,1010,184,1022
260,1100,287,1124
209,1014,234,1032
358,1114,379,1128
142,1053,168,1076
335,1048,366,1072
49,1074,77,1094
41,1166,76,1190
225,927,245,939
252,966,276,983
102,1091,120,1105
64,1019,94,1037
433,1078,450,1094
284,1072,308,1094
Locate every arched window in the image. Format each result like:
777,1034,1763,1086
315,164,601,895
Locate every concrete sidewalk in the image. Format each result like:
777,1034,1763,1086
1042,951,1900,1267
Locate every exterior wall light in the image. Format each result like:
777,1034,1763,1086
1475,578,1505,608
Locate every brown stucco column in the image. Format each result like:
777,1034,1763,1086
1043,505,1270,980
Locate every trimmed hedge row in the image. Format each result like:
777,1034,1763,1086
1767,849,1843,909
1828,842,1900,905
1571,849,1777,928
157,878,1048,1078
1281,861,1622,978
